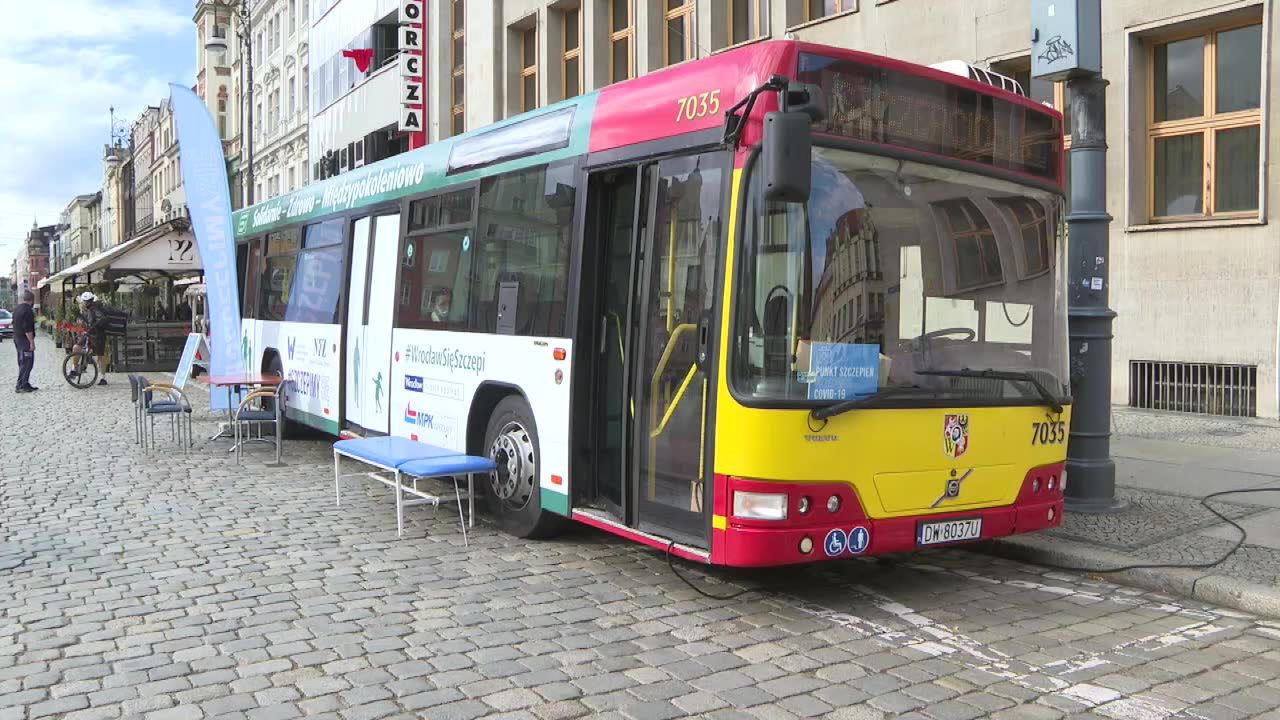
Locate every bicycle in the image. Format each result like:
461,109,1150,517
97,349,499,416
62,332,100,389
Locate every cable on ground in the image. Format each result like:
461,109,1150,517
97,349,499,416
665,541,758,600
1033,486,1280,574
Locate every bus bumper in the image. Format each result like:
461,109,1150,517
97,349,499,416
713,464,1065,567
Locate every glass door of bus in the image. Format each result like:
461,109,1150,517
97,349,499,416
586,152,723,546
344,212,400,435
632,153,723,544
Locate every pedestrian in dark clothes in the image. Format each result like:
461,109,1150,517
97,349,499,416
12,290,37,393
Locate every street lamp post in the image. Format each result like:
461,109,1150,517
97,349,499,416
206,0,254,207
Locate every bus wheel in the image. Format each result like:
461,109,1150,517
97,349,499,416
483,396,566,539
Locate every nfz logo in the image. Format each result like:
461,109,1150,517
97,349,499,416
404,375,424,392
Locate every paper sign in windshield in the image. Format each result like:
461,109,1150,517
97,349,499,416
807,342,880,401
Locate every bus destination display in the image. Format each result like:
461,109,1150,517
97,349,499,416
798,53,1062,184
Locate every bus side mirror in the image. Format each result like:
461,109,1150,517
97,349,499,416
762,111,812,203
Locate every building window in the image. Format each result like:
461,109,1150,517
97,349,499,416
608,0,633,83
520,26,538,113
807,0,854,20
665,0,695,66
729,0,768,45
1148,22,1262,221
217,91,228,138
287,75,296,118
289,0,296,33
561,6,582,99
452,0,465,135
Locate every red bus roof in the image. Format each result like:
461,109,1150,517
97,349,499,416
588,40,1064,186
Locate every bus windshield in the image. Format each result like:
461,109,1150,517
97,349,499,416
731,146,1069,407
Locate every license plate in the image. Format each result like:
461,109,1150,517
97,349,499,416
917,518,983,546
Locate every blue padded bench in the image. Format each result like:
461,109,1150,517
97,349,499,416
332,436,495,545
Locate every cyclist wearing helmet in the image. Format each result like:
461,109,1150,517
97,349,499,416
75,292,111,385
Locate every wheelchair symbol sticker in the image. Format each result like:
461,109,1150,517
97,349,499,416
823,529,848,557
848,526,871,555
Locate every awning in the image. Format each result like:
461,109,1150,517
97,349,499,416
39,218,202,290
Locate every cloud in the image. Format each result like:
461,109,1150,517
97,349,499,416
0,0,194,276
0,1,189,48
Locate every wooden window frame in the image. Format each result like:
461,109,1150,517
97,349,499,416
1146,20,1263,223
561,5,582,100
608,0,634,83
805,0,854,21
664,0,696,67
521,26,539,113
451,0,465,136
728,0,768,45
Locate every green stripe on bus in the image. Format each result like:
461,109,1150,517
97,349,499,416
233,93,599,239
542,488,571,517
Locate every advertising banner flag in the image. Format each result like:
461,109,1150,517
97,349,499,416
169,84,246,383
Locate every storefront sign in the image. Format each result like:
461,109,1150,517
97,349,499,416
398,0,427,144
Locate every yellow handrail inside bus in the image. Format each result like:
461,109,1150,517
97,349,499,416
651,365,698,438
647,322,696,499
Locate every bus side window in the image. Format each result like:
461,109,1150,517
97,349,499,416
471,159,576,336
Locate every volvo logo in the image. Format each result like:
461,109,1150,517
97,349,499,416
931,468,973,508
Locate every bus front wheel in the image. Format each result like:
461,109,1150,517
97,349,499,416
483,396,565,539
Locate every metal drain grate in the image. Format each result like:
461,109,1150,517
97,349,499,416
1129,360,1257,417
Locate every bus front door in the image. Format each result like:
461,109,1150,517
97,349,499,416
344,212,400,435
631,154,723,546
584,153,723,548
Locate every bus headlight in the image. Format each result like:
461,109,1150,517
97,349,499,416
733,491,788,521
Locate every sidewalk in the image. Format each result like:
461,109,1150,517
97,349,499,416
981,407,1280,617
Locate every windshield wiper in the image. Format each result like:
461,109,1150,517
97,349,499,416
914,368,1064,414
810,385,932,422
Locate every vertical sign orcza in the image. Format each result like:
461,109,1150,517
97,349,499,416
399,0,427,148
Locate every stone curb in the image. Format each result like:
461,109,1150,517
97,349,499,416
970,534,1280,619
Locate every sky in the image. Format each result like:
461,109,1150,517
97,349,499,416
0,0,196,275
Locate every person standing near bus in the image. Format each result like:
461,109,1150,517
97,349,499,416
12,290,37,393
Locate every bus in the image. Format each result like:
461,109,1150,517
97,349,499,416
232,40,1069,567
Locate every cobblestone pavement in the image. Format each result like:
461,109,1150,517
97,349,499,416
5,350,1280,720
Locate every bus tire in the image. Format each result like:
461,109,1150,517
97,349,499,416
266,354,307,439
483,395,566,539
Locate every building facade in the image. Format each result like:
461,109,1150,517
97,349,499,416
308,0,407,180
195,0,248,207
14,222,55,301
245,0,311,202
60,193,101,268
132,107,160,233
150,99,188,224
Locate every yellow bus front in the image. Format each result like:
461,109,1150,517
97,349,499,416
708,145,1070,567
